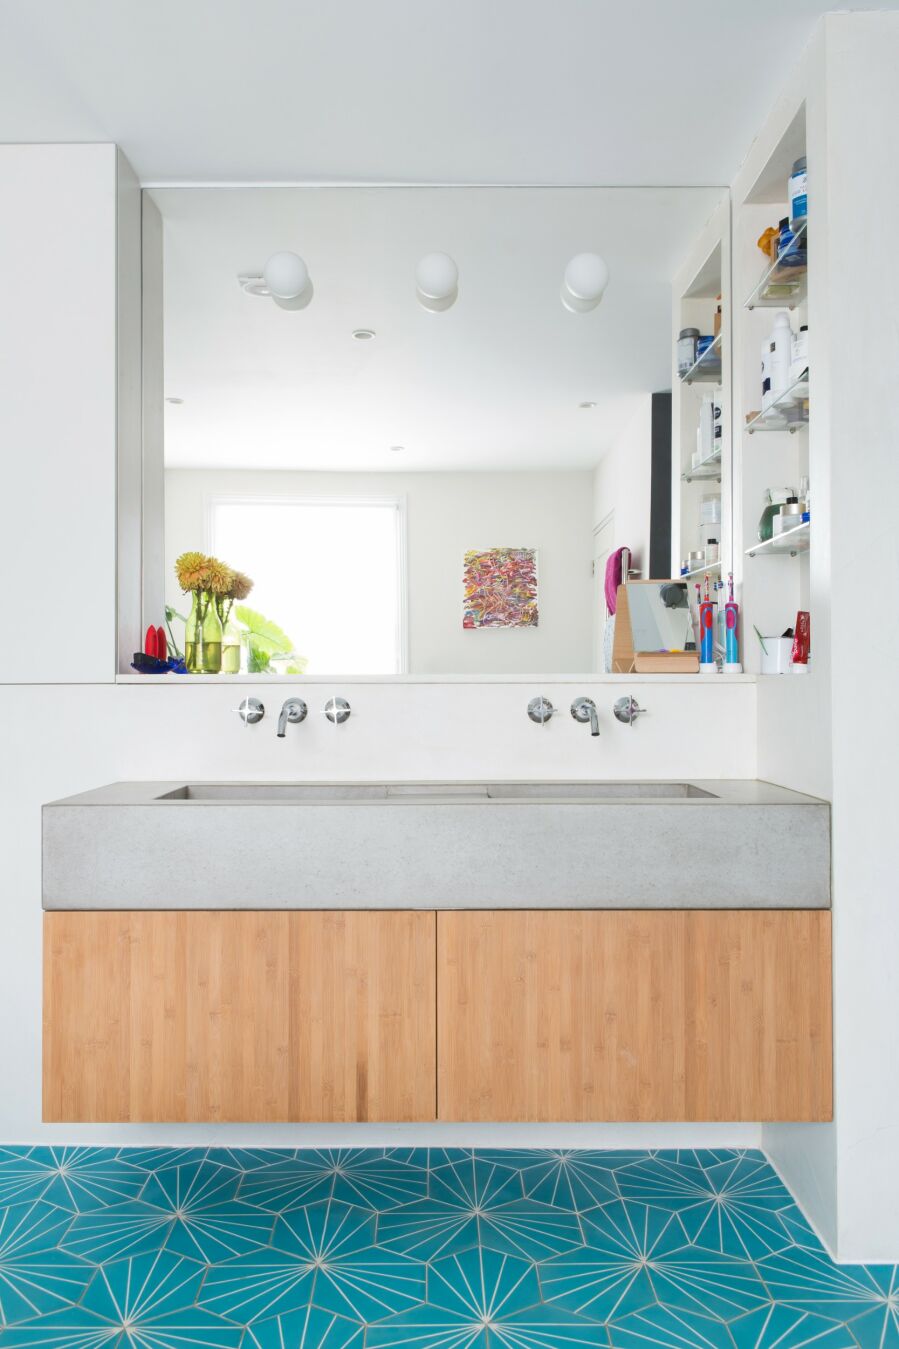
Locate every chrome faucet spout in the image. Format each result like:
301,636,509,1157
571,696,600,736
277,697,308,737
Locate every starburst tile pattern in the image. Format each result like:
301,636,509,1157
0,1147,895,1347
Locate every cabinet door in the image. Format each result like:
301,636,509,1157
44,911,436,1123
437,910,831,1122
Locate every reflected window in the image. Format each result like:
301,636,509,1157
208,496,407,674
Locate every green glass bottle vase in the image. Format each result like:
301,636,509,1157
184,591,222,674
221,619,241,674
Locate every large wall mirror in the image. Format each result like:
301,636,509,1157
146,186,726,677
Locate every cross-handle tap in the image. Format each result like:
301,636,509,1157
277,697,308,737
571,696,600,736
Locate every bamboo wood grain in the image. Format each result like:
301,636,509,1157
43,911,436,1123
436,910,832,1122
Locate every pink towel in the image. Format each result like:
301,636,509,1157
605,547,629,615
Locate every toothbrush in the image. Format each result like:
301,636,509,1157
724,571,742,672
699,575,716,671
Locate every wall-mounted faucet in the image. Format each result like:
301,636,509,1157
323,697,351,725
527,696,555,725
277,697,308,737
571,696,600,736
613,695,646,728
236,697,265,726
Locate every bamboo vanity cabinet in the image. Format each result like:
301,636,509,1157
43,907,832,1124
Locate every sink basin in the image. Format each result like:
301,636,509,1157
43,779,829,911
157,781,716,803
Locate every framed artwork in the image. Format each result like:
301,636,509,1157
463,547,538,629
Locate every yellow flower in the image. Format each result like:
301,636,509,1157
175,551,209,592
203,557,234,596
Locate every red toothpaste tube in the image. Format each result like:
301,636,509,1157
791,610,810,671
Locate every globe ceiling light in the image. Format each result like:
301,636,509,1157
415,252,459,312
262,251,313,308
561,252,609,313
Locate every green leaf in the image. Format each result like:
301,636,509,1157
247,640,272,673
234,605,294,656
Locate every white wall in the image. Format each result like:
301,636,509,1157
818,12,899,1263
166,468,596,674
746,14,899,1263
592,394,653,572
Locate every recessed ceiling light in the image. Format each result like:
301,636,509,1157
579,400,597,409
166,397,184,405
389,445,404,453
352,328,376,341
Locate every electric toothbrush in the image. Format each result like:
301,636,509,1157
699,573,716,673
724,572,742,673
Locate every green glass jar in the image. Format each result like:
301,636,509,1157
221,620,241,674
184,591,222,674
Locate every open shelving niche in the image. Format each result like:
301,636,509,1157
670,194,732,642
732,100,810,671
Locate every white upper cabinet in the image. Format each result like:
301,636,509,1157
0,143,139,684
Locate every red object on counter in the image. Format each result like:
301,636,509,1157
144,625,158,658
156,625,167,659
791,611,811,668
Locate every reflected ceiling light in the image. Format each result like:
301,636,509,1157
352,328,377,341
578,401,597,409
238,252,313,308
561,252,609,313
416,252,459,312
263,251,310,301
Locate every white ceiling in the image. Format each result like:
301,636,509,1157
156,186,722,470
0,1,889,186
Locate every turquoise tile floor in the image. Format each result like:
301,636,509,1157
0,1147,895,1346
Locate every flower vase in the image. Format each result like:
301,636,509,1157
221,620,241,674
184,591,222,674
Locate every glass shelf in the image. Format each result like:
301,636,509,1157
681,559,722,580
745,373,809,434
679,332,723,385
744,221,807,310
745,520,810,558
682,448,722,484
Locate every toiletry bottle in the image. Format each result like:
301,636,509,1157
698,394,715,460
770,311,794,399
791,611,810,673
789,156,808,229
790,324,809,384
777,217,805,267
774,496,805,536
761,331,773,411
677,328,699,377
758,487,795,542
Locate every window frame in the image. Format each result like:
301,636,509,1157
203,491,410,675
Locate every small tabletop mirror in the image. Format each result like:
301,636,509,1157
612,581,699,673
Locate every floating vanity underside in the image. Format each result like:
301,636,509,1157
42,781,832,1125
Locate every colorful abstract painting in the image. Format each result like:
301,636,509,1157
463,547,538,629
